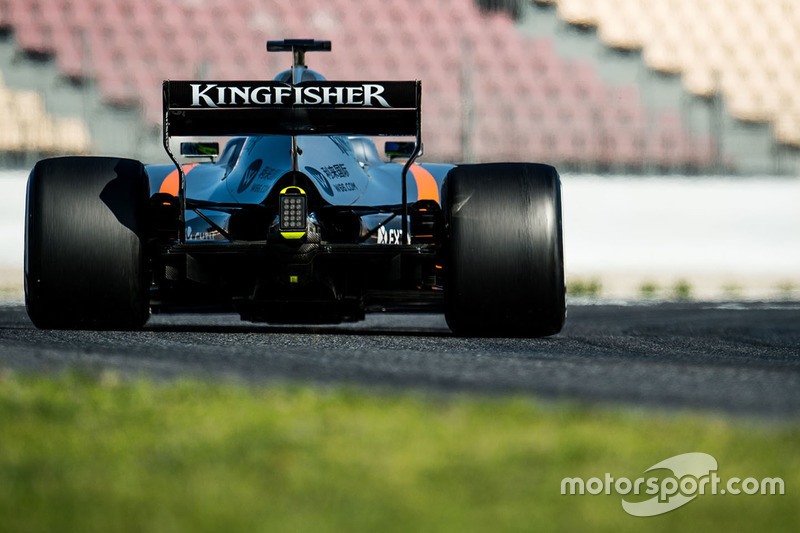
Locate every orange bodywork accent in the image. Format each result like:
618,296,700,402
409,164,440,204
159,164,198,196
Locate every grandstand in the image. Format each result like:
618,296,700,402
535,0,800,172
544,0,800,143
0,65,89,165
0,0,797,173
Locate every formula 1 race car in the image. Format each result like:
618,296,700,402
25,39,565,337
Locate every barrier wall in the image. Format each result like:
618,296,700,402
1,170,798,298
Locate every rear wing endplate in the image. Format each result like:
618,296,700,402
162,79,422,243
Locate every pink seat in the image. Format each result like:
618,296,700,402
0,0,713,165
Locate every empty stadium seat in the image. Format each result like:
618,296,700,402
550,0,800,147
1,0,718,165
0,68,91,154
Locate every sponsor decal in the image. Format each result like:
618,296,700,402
304,166,334,196
333,182,358,193
186,226,220,241
189,83,391,108
320,163,350,180
377,226,404,244
561,452,785,517
237,159,263,193
318,163,357,193
250,165,282,194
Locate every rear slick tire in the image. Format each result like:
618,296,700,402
25,157,150,330
444,163,565,337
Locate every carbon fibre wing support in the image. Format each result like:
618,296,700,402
162,79,422,243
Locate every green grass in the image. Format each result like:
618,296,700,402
638,280,660,299
567,278,603,298
672,279,694,301
0,285,22,300
0,371,797,533
721,283,743,299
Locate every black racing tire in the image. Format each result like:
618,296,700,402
443,163,565,337
25,157,150,329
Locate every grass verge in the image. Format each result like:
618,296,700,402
0,371,797,532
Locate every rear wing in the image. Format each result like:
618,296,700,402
162,78,422,243
163,80,421,137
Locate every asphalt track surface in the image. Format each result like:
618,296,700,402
1,301,799,418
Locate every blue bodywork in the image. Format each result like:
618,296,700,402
147,135,453,243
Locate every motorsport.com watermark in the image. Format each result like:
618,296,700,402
561,453,785,517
